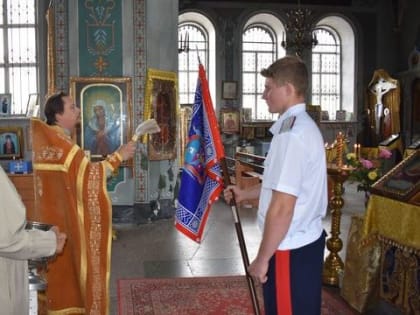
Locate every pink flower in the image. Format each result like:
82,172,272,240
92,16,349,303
378,148,392,159
360,158,374,169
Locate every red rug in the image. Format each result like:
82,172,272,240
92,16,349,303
118,276,359,315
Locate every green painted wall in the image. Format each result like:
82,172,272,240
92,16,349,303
78,0,122,76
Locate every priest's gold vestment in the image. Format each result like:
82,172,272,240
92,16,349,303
31,119,123,315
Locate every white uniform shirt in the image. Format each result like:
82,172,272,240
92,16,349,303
258,103,327,250
0,166,56,315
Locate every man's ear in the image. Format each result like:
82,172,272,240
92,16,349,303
55,112,62,124
284,82,295,96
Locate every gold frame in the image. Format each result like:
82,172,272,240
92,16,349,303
46,1,56,96
144,68,178,161
0,127,24,159
70,76,132,165
220,108,240,133
179,105,192,167
371,150,420,202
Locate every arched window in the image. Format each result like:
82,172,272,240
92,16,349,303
312,27,341,119
178,23,207,104
178,12,215,106
312,16,355,120
242,14,285,120
0,0,39,115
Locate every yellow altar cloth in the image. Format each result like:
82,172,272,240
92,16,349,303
363,194,420,250
404,148,417,158
343,193,420,313
341,216,381,313
360,147,379,160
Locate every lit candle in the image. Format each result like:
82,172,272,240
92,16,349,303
353,143,357,155
357,144,361,159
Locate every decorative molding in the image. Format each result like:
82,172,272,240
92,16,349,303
134,0,147,202
78,0,122,76
55,0,69,92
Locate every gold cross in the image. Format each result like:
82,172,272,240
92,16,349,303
95,56,109,73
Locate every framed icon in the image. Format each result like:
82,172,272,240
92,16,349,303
0,93,12,116
222,81,238,100
70,76,132,164
220,108,240,133
0,127,24,159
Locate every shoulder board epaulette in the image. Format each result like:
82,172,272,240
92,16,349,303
279,116,296,134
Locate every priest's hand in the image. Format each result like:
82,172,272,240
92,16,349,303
50,226,67,254
118,141,137,161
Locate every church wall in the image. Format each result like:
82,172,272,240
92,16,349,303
390,1,420,146
2,0,419,221
179,1,383,125
67,1,137,205
0,0,180,220
69,0,181,207
146,0,180,206
58,0,180,207
179,0,420,150
395,0,420,72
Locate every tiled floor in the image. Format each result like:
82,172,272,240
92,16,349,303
109,183,399,315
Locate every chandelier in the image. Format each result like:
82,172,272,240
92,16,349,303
281,7,318,56
178,31,190,54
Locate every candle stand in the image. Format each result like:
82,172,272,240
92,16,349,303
323,164,351,286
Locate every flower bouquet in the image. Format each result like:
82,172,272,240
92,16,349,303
346,148,392,194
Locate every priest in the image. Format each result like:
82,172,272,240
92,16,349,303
31,91,136,314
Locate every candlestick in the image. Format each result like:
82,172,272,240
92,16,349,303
323,166,350,286
356,144,361,159
336,132,344,168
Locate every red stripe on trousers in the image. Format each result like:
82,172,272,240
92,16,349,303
275,250,292,315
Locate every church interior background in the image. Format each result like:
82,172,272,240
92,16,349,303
1,0,420,314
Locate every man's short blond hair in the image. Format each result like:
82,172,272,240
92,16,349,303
260,56,308,96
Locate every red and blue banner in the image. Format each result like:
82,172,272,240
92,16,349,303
175,64,225,243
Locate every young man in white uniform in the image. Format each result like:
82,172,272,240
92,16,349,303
225,56,327,315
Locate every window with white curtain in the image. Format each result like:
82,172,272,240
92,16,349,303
0,0,38,115
242,14,285,120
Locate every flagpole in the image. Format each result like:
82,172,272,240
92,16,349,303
175,61,260,313
220,158,261,315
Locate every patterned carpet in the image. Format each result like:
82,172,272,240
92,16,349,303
118,276,359,315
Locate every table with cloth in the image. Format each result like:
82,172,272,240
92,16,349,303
342,194,420,314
